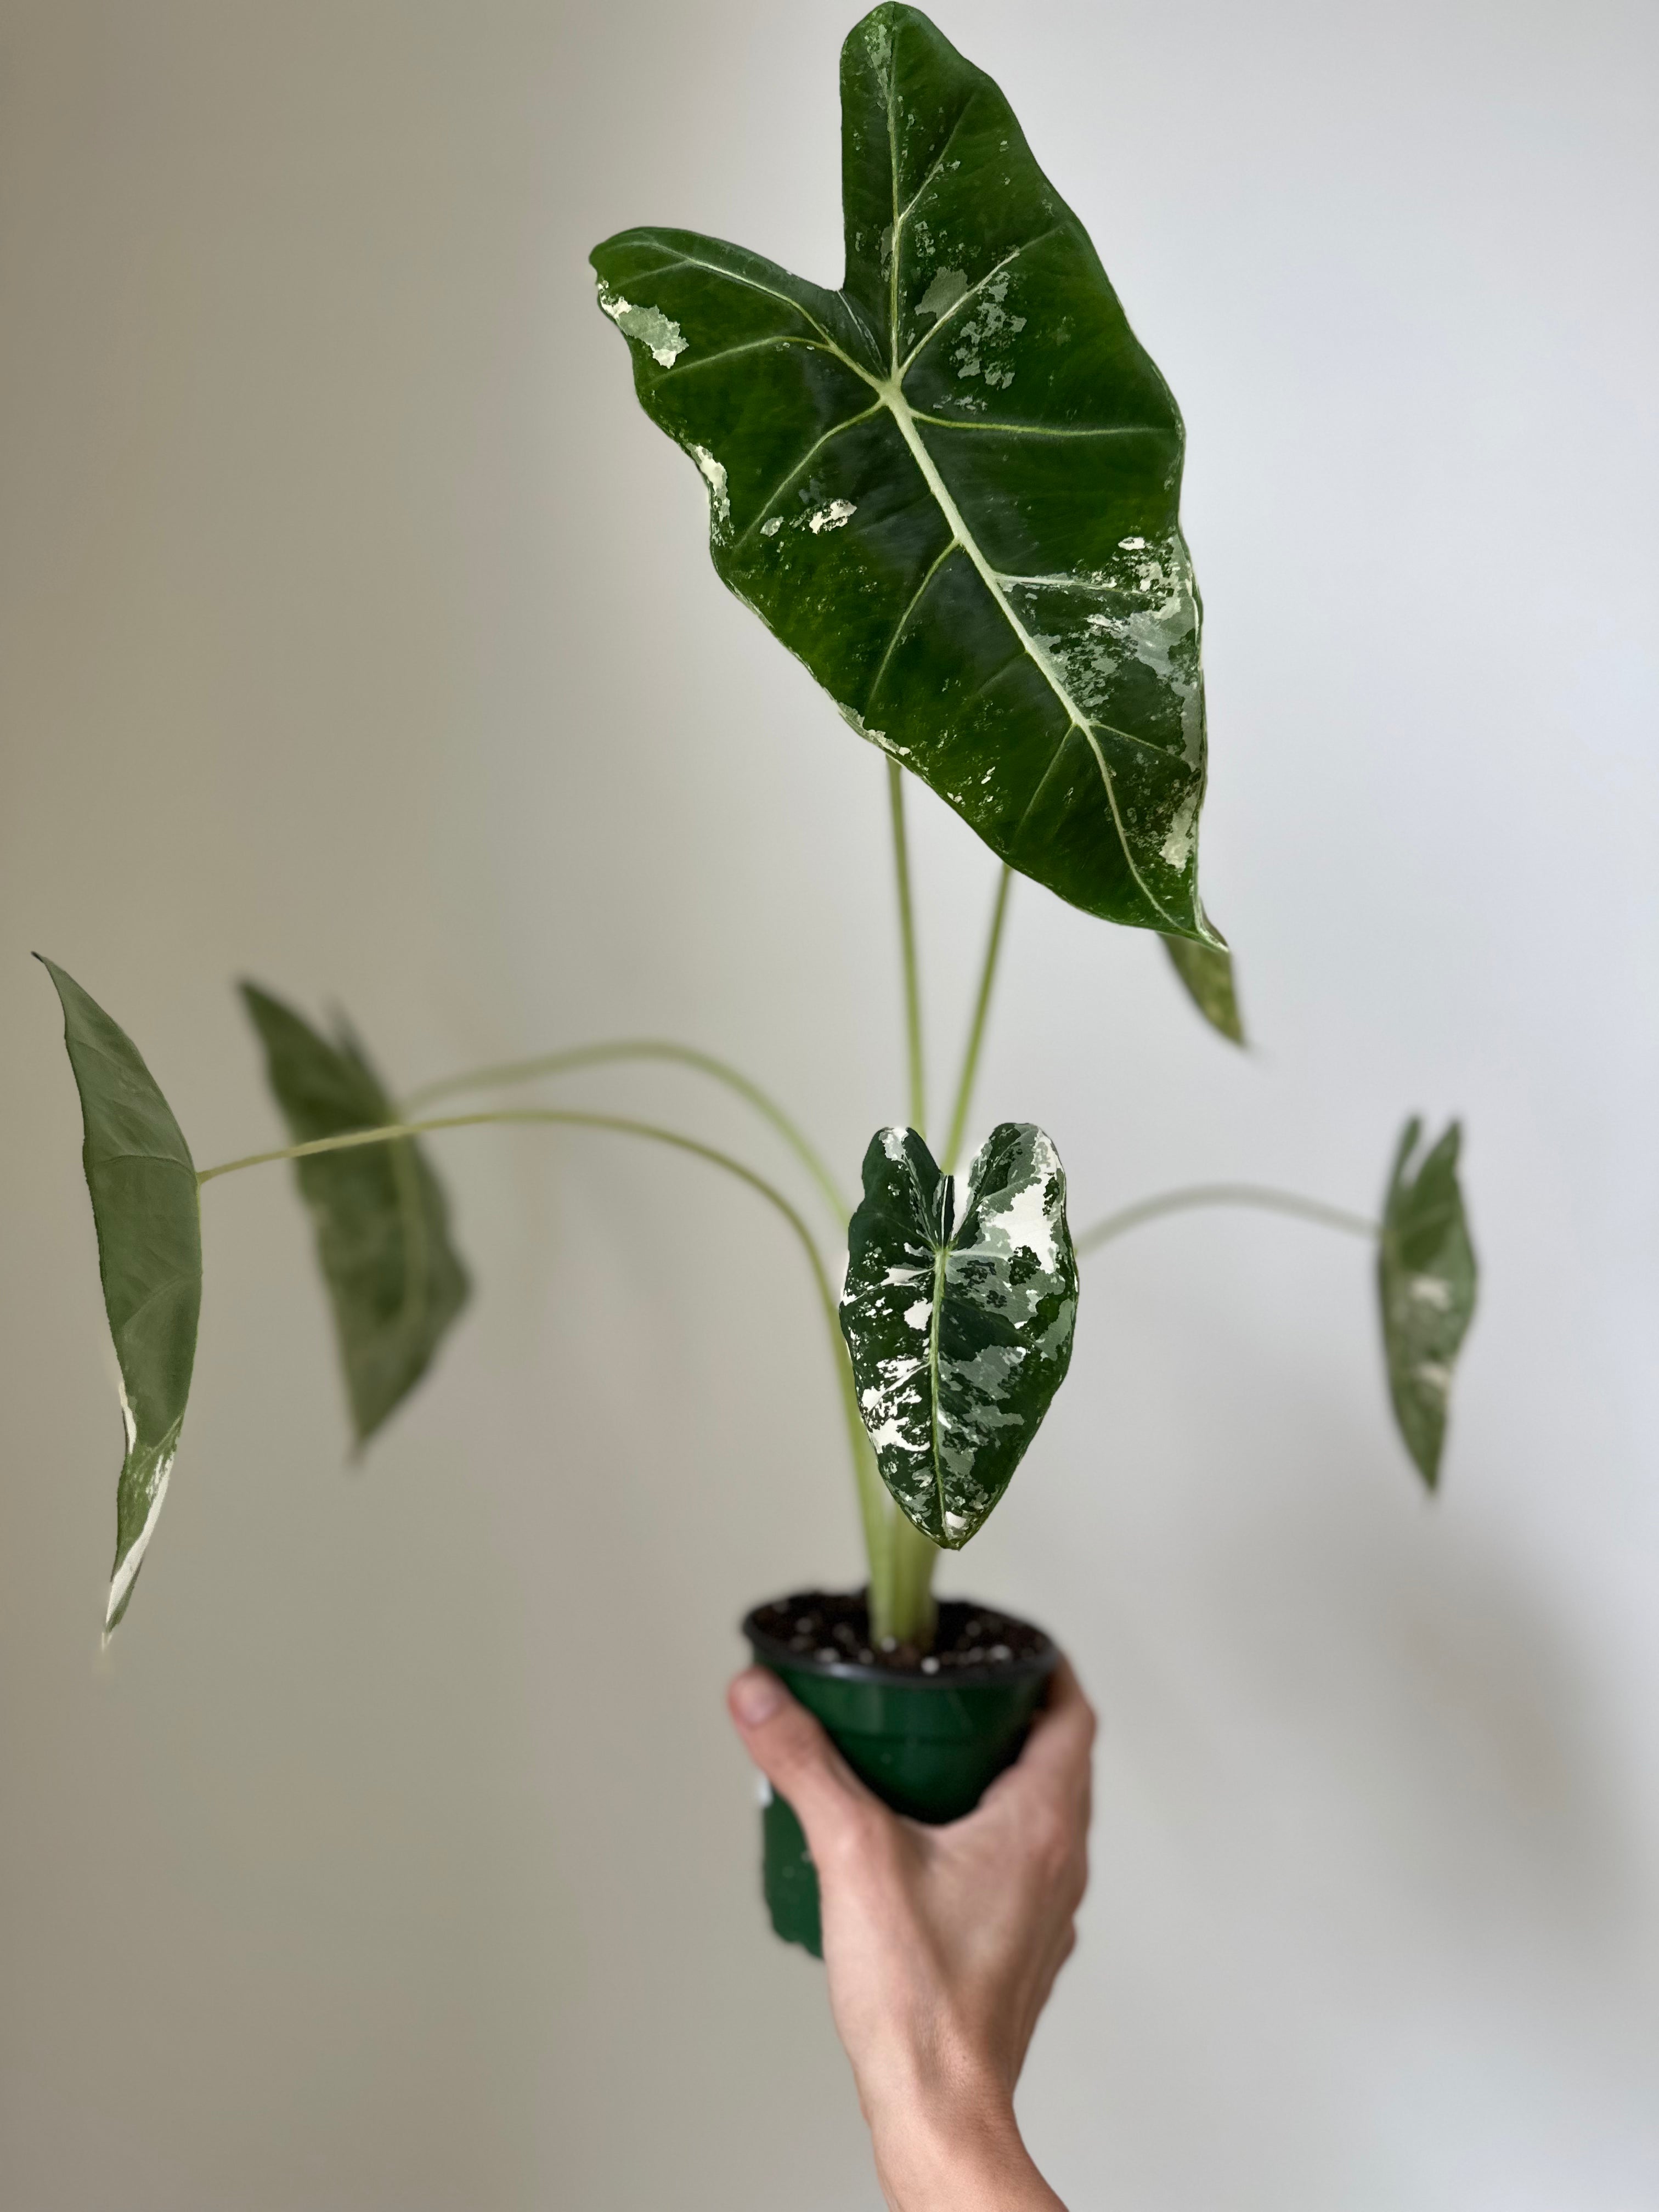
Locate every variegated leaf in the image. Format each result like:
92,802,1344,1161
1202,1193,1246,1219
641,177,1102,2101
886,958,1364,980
40,958,202,1632
839,1121,1078,1547
1378,1118,1477,1489
241,985,469,1448
1163,931,1244,1044
591,3,1216,941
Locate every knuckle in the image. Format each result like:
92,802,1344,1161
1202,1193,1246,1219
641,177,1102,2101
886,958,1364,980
817,1793,887,1870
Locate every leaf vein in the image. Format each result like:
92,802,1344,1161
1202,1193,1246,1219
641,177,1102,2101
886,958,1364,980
729,401,883,551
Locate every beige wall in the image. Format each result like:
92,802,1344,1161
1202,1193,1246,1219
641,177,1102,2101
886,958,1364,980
3,2,1656,2204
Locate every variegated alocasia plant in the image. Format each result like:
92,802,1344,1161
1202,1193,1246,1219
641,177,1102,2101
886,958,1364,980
39,4,1478,1649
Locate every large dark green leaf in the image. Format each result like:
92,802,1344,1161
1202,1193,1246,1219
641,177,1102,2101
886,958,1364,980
1163,932,1245,1045
592,3,1215,942
839,1121,1078,1547
1378,1118,1476,1489
39,958,201,1632
241,985,469,1447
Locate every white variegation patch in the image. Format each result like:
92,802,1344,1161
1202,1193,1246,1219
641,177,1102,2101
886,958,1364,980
597,287,688,366
690,444,730,533
839,1122,1078,1548
105,1434,179,1633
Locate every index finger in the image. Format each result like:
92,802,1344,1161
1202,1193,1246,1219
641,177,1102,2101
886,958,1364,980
998,1656,1096,1798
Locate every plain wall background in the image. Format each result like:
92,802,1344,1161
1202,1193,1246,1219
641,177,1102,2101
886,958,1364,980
2,1,1656,2204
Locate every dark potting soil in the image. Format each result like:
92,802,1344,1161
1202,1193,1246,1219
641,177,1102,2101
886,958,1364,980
748,1590,1052,1677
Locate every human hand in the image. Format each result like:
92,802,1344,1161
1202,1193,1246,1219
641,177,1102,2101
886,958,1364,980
727,1657,1093,2212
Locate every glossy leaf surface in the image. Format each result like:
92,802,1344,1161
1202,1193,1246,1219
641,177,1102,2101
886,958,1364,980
1163,932,1244,1044
591,3,1215,940
1378,1118,1476,1489
840,1122,1077,1547
241,985,469,1447
40,958,201,1631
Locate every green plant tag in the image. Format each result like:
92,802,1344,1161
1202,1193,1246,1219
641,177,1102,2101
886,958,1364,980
1378,1118,1477,1489
241,986,469,1448
39,958,201,1632
1163,932,1245,1045
840,1122,1078,1547
591,2,1215,943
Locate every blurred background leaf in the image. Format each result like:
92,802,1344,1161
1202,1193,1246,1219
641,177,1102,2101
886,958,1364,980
40,957,201,1631
1378,1117,1477,1488
1163,932,1245,1045
241,984,469,1449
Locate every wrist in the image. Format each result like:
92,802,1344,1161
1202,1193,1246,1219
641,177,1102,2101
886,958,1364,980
867,2086,1062,2212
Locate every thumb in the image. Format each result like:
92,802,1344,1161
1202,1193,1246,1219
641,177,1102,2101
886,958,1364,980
727,1667,879,1859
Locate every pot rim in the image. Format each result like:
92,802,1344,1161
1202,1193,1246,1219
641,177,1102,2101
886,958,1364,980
743,1592,1060,1690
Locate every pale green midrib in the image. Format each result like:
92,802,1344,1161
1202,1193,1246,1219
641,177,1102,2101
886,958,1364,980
927,1236,948,1536
797,158,1179,927
634,224,1182,921
872,373,1178,928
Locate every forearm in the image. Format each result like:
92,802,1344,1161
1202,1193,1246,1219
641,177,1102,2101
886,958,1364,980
868,2095,1066,2212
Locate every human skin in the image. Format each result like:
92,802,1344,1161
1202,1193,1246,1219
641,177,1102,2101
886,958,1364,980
727,1657,1094,2212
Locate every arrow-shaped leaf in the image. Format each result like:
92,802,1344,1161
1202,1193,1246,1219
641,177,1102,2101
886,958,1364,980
1378,1118,1476,1489
241,985,469,1448
1163,932,1245,1045
840,1121,1078,1547
592,3,1215,942
39,958,201,1632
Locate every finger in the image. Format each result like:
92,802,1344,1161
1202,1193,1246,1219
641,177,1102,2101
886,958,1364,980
973,1658,1094,1829
726,1668,882,1858
1010,1658,1096,1791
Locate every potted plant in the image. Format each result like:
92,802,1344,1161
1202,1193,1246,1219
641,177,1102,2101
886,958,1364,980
37,3,1476,1958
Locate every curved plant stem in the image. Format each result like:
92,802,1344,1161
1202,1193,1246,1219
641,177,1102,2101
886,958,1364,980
887,756,927,1139
199,1106,881,1570
942,864,1012,1175
399,1039,849,1226
1076,1182,1378,1257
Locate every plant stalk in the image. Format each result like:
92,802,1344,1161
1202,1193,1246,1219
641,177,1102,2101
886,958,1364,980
200,1107,888,1578
942,864,1012,1175
887,756,927,1140
399,1037,850,1227
1076,1182,1378,1256
833,1336,938,1649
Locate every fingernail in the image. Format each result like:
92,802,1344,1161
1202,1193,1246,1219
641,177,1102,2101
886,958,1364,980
731,1668,786,1724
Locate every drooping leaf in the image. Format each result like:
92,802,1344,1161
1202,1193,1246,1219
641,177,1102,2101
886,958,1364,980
592,3,1216,943
38,958,201,1632
839,1121,1078,1547
1163,930,1244,1045
240,985,469,1447
1378,1118,1476,1489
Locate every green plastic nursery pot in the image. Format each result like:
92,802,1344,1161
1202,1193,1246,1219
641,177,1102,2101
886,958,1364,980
743,1593,1059,1959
